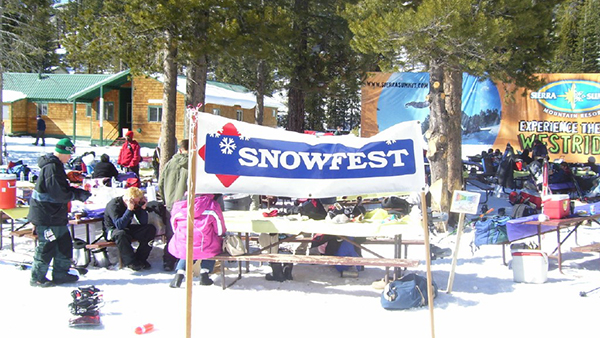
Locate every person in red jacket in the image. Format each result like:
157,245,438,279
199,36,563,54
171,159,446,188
117,131,142,177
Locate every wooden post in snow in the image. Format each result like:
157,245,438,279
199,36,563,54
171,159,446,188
446,212,465,293
185,105,201,338
421,191,436,338
446,190,480,294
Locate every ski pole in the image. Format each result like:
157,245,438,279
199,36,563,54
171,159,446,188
579,285,600,297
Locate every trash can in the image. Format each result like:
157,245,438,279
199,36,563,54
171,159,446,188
511,249,548,283
0,174,17,209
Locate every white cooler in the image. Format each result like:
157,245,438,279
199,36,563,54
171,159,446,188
511,249,548,283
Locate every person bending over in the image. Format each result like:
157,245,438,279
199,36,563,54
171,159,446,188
103,187,156,271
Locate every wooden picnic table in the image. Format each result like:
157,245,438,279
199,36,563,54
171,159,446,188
509,212,600,273
1,205,103,251
214,210,425,289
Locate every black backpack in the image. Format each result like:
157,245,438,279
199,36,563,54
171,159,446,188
511,203,538,219
300,199,327,220
382,196,411,215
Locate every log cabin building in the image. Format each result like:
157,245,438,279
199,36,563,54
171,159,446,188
2,70,283,147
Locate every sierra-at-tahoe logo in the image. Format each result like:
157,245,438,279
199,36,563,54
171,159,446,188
531,80,600,116
198,122,417,188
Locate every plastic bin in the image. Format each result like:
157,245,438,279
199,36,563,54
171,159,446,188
511,249,548,283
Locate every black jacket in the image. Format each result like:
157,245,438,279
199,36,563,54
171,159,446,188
103,196,149,232
36,118,46,132
92,161,119,179
28,154,90,226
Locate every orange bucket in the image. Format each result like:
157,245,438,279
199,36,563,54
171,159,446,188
0,174,17,209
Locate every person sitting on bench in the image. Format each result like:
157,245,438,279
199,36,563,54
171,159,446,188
103,187,156,271
91,153,119,183
168,194,226,288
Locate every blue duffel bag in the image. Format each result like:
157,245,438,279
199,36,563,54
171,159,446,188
381,273,438,310
474,215,511,246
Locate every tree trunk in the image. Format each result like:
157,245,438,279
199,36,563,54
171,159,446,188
426,60,450,232
287,0,308,132
287,85,305,132
445,69,464,227
185,54,207,138
159,30,178,178
254,60,266,126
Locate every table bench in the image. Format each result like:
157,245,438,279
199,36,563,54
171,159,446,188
465,179,494,204
206,252,420,289
8,228,38,243
509,212,600,273
572,243,600,253
86,234,166,269
240,235,424,260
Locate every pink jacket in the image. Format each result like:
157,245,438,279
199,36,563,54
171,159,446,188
167,194,226,260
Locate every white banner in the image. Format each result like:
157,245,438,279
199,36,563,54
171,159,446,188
194,114,426,198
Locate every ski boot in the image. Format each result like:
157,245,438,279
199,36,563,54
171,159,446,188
68,285,103,327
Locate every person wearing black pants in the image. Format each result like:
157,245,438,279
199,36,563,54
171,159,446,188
28,138,92,287
103,187,156,271
33,114,46,146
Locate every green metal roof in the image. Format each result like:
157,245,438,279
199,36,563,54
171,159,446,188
2,72,114,102
206,79,249,93
68,69,131,102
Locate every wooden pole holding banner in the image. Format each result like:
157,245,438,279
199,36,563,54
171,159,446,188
420,191,436,338
185,105,201,338
446,212,465,293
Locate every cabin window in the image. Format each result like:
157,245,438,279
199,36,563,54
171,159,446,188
96,101,114,121
236,110,243,121
85,104,92,118
36,103,48,116
212,108,220,116
272,109,277,117
148,106,162,122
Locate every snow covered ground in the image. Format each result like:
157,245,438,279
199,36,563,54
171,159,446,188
1,135,599,338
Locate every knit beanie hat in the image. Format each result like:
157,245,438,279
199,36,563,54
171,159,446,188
126,131,134,139
55,138,75,155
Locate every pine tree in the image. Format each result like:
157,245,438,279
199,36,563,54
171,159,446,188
552,0,584,72
345,0,560,228
577,0,600,72
213,0,290,126
1,0,59,165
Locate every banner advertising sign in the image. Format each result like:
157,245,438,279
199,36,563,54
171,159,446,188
495,74,600,163
194,114,427,198
361,72,600,163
